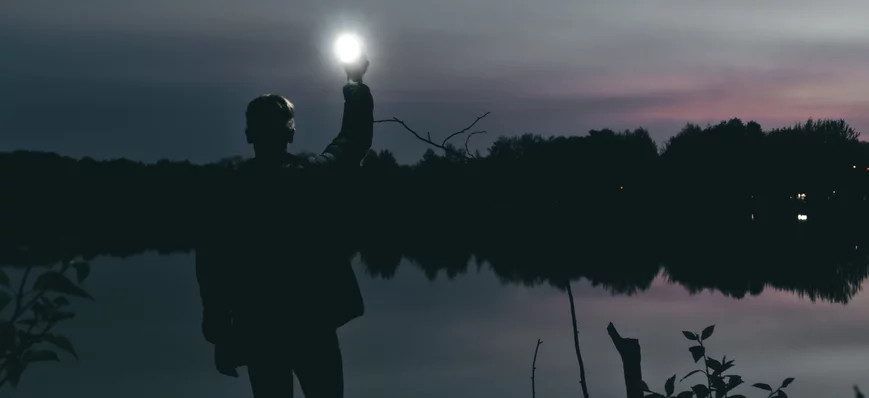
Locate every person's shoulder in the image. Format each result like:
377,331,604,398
344,82,371,95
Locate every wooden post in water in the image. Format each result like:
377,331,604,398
607,322,643,398
566,283,590,398
532,339,542,398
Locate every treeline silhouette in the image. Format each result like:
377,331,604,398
2,117,869,302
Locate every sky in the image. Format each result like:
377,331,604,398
3,0,869,164
5,254,868,398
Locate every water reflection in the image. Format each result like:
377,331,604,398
2,218,868,304
3,254,868,398
1,214,868,397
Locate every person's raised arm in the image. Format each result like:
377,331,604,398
309,56,374,167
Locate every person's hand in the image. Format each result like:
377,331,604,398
344,54,369,83
214,344,239,378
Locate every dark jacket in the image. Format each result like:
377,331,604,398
195,165,364,351
318,82,374,168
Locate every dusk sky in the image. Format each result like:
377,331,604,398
3,0,869,163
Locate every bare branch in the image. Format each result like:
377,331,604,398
375,112,492,160
567,283,590,398
465,131,488,159
532,338,542,398
441,111,491,148
374,117,452,154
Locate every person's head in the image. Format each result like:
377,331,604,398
244,94,295,158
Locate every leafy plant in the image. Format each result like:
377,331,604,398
641,325,794,398
0,260,92,389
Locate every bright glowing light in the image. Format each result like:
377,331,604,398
797,193,806,200
751,214,755,221
334,34,363,63
797,214,808,221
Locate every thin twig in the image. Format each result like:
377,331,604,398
465,131,488,159
566,283,590,398
374,118,451,153
532,339,542,398
13,267,32,319
441,112,491,148
374,112,491,160
699,339,711,392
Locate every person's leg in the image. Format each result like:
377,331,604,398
293,329,344,398
248,349,294,398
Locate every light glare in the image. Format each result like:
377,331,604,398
797,214,808,221
334,34,362,63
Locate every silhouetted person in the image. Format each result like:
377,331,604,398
195,60,369,398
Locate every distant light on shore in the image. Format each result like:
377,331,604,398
797,214,808,221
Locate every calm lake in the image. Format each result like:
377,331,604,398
2,251,868,398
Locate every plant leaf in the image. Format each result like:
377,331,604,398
689,345,705,363
0,268,9,287
727,375,744,390
22,349,59,364
645,394,666,398
676,392,693,398
780,377,795,389
680,369,705,382
665,374,676,397
701,325,715,340
53,296,71,307
753,383,773,391
711,377,726,391
6,358,23,388
692,384,710,398
50,310,76,323
0,321,16,353
0,290,12,313
33,271,93,300
682,331,699,341
16,318,40,327
43,333,78,360
730,396,747,398
72,262,91,284
641,381,652,393
777,391,788,398
713,363,734,377
706,358,722,372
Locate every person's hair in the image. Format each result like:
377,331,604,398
245,94,294,131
